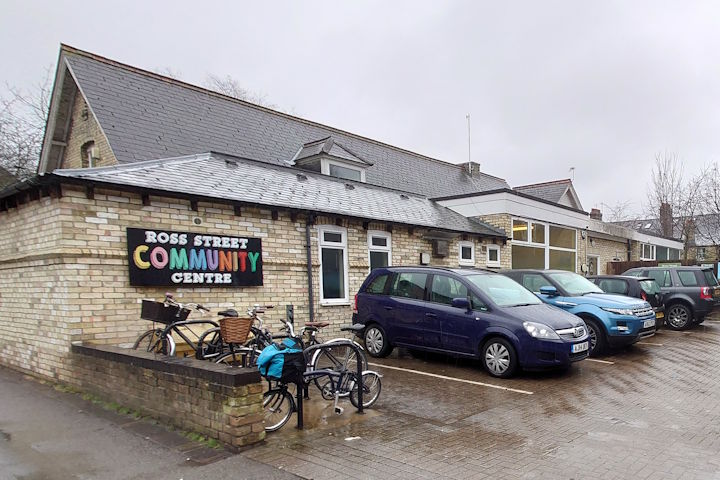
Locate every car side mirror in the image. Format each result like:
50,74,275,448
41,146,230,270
451,297,471,311
539,286,559,297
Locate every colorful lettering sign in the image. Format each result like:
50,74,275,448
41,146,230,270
126,228,263,286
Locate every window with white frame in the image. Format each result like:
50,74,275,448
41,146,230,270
321,158,366,182
318,225,349,304
511,218,577,272
486,244,500,267
458,241,475,266
640,243,656,261
368,230,392,271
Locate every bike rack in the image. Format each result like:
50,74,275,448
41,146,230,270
296,339,365,430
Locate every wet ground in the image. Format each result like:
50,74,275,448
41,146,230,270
247,319,720,479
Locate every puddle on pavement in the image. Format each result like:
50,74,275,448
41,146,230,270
0,429,10,442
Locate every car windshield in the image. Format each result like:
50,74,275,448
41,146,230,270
466,274,541,307
639,279,661,295
703,270,719,286
547,272,603,296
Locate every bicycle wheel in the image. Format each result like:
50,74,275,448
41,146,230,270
310,342,367,390
132,329,171,355
349,371,382,409
263,388,295,432
215,347,261,367
196,327,224,360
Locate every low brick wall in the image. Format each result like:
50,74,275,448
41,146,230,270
69,343,265,449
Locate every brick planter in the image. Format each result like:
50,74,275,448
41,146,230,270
69,343,265,449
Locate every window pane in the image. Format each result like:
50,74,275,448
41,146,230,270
647,270,672,287
465,274,542,307
431,275,468,305
512,220,528,242
656,246,669,261
547,272,603,295
677,271,698,287
369,251,389,271
549,249,575,272
639,280,661,295
329,164,362,181
488,248,499,262
669,248,680,260
549,226,576,249
321,247,345,299
366,274,388,294
512,245,545,269
323,232,343,243
598,279,628,294
703,270,719,286
461,245,473,260
523,274,551,292
531,223,545,244
371,236,387,247
389,273,427,300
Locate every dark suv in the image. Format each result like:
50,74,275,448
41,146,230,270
622,266,720,330
588,275,665,329
352,266,590,378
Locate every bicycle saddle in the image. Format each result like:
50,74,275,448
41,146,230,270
217,309,239,317
305,321,330,328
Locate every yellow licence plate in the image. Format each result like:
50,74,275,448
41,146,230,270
656,312,664,319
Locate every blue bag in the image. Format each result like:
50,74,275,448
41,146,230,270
257,337,305,383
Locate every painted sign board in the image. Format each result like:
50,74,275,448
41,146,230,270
126,228,263,286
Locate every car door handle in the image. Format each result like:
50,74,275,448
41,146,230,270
425,313,437,318
384,306,393,311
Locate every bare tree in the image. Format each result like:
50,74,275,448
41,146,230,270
0,67,52,179
602,200,637,222
203,74,276,109
695,161,720,257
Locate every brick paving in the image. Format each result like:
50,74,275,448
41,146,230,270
247,319,720,479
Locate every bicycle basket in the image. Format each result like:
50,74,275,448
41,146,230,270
140,300,190,325
257,343,305,383
219,317,253,344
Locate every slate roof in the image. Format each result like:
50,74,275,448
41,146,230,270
292,137,371,166
52,153,507,237
0,166,16,190
59,46,509,198
616,215,719,246
514,179,578,207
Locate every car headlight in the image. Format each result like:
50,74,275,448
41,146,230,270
601,307,634,316
523,321,560,339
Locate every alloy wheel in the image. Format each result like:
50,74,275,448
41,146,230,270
484,342,510,375
587,324,598,352
365,327,384,356
667,306,689,329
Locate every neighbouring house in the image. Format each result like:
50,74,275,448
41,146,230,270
0,44,681,383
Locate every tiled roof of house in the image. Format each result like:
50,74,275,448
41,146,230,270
514,179,574,205
52,152,508,237
291,137,371,166
615,215,719,246
59,46,509,197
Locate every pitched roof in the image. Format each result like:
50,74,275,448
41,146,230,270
291,136,371,166
514,179,583,210
615,214,719,246
48,45,509,198
0,166,16,189
52,152,507,238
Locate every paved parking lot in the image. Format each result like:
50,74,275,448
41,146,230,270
247,318,720,479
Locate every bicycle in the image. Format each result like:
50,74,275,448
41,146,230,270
132,293,226,359
212,304,275,367
262,337,382,432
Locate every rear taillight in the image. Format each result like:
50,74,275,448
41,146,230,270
640,291,647,301
353,294,358,313
700,287,712,300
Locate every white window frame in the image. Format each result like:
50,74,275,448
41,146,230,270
486,244,501,267
458,240,475,266
511,217,577,271
318,225,350,305
640,243,656,261
367,230,392,272
321,158,366,182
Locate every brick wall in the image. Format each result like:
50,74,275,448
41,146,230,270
69,344,264,449
587,236,628,274
61,94,116,169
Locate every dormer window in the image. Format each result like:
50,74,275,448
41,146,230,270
289,136,372,183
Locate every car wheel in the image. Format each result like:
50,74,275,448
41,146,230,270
364,324,393,358
481,337,517,378
584,318,606,356
666,304,692,330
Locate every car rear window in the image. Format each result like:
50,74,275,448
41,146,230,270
647,270,672,287
639,280,661,295
598,278,628,295
366,274,389,294
703,270,719,286
677,271,699,287
389,273,428,300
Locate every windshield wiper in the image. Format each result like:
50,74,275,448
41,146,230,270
509,303,538,307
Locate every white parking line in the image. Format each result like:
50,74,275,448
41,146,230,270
585,358,615,365
637,341,664,346
366,362,534,395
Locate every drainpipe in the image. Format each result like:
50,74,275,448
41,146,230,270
627,239,632,264
305,214,316,322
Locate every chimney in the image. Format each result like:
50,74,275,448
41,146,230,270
684,218,695,246
659,203,673,237
460,161,482,178
590,208,603,221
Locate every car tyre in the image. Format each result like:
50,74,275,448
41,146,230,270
481,337,517,378
364,324,393,358
666,303,692,330
584,318,607,357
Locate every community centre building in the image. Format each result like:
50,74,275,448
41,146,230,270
0,44,682,383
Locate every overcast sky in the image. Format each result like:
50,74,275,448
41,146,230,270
3,1,719,216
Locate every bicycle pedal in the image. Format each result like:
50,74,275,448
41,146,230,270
334,406,344,415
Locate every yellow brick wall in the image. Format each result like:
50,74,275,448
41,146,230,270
0,184,502,380
587,236,628,274
61,94,117,169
